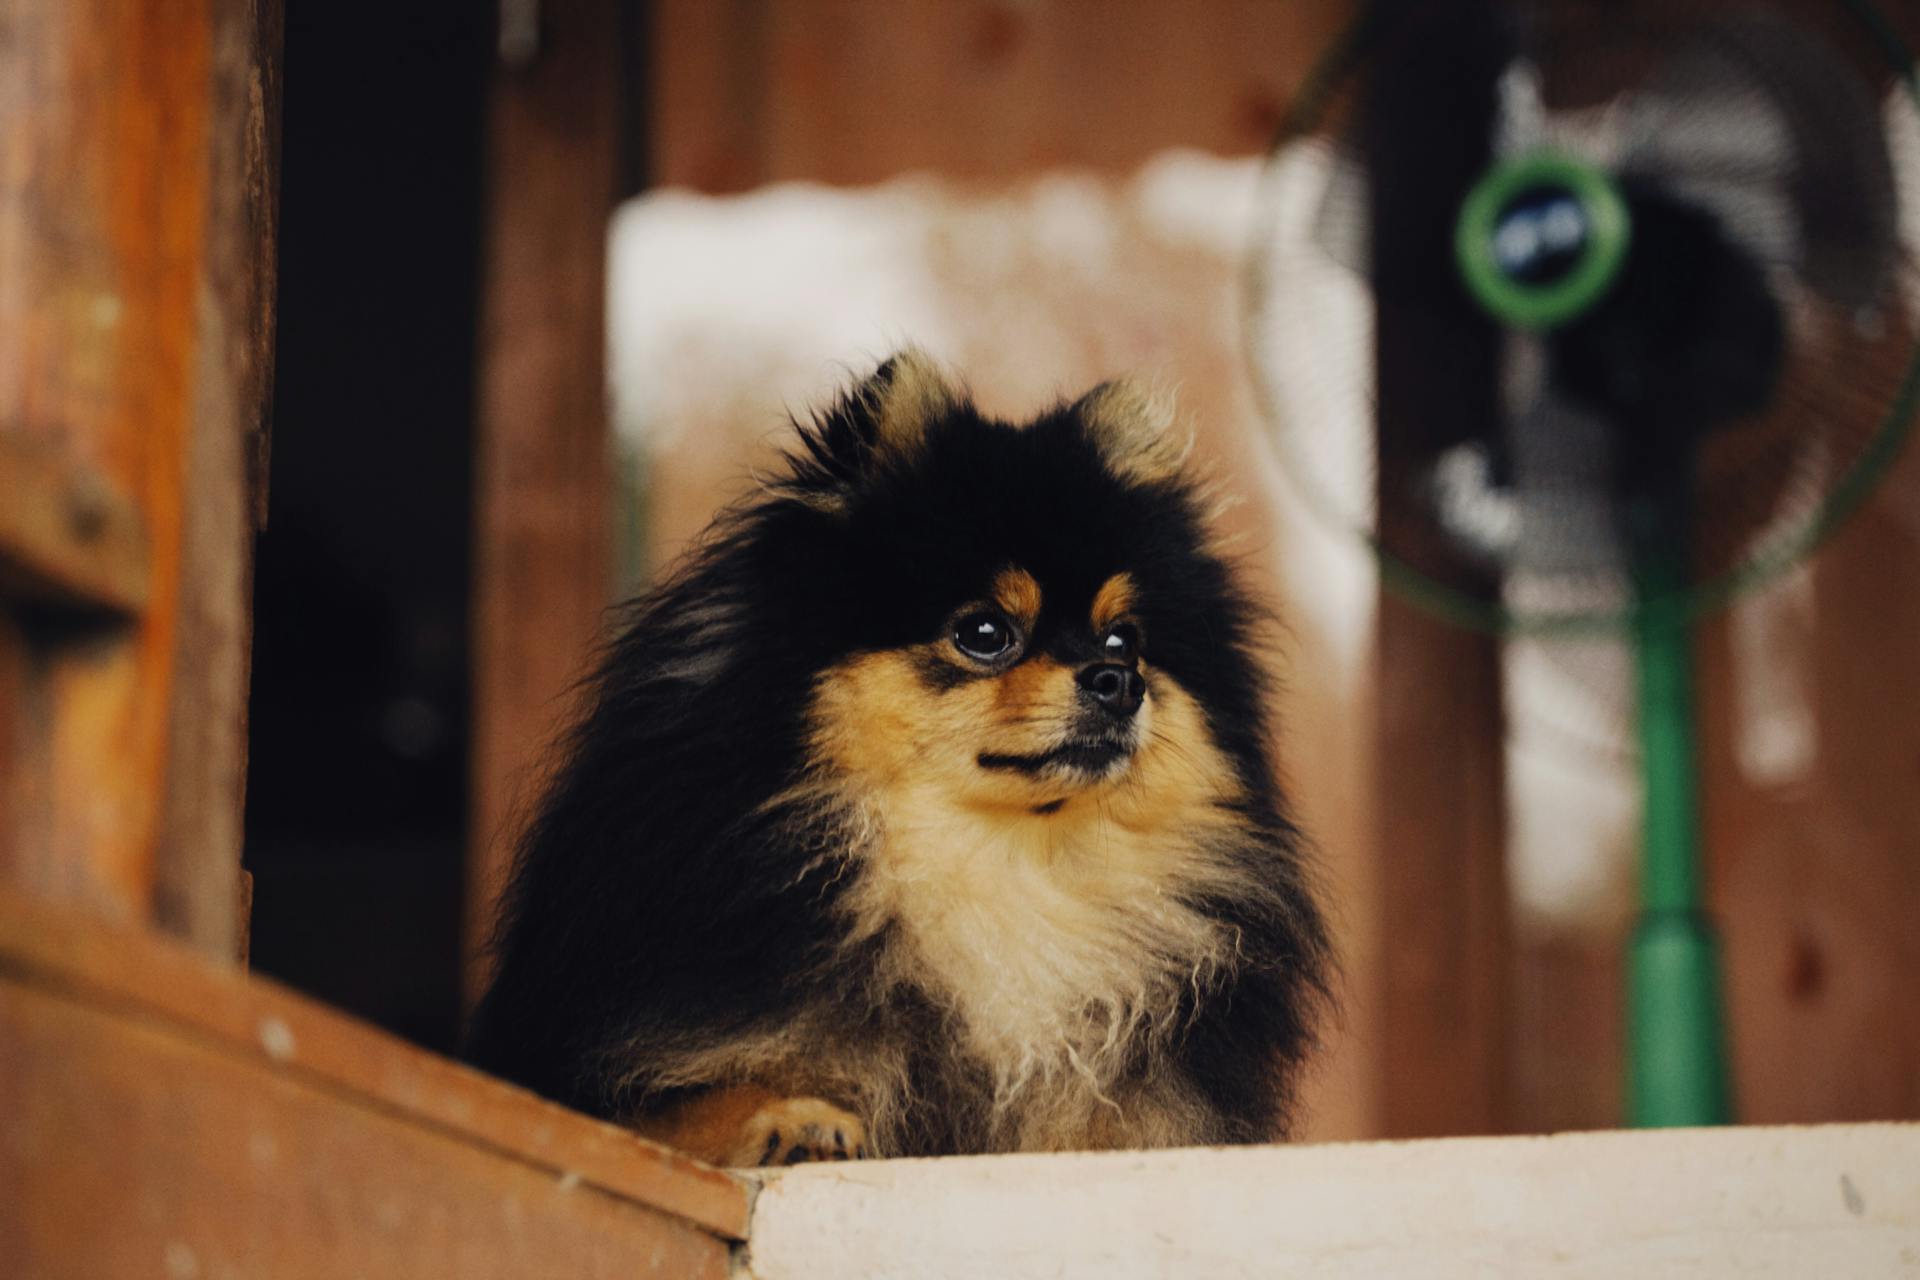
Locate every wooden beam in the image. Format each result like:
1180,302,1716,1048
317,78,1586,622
2,984,731,1280
745,1123,1920,1278
0,887,751,1243
469,0,621,1003
650,0,1352,190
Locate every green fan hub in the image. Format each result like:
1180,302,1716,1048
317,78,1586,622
1454,151,1632,331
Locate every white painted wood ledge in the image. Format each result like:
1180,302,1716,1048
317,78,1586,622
741,1123,1920,1279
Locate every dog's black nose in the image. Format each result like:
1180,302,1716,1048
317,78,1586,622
1077,662,1145,716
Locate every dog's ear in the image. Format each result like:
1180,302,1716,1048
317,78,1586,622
860,347,957,458
1073,379,1191,485
800,348,958,490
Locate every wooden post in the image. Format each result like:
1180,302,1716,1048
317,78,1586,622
0,0,279,958
469,0,623,1002
0,0,219,928
1364,0,1512,1137
155,0,283,960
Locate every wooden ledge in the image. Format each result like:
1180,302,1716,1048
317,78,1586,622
0,888,750,1244
745,1122,1920,1278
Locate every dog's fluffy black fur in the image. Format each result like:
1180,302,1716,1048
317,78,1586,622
467,352,1329,1163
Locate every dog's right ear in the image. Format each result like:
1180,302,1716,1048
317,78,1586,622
796,348,958,492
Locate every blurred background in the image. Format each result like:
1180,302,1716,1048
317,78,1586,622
244,0,1920,1144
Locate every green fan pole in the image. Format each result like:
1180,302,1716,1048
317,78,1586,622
1628,555,1731,1128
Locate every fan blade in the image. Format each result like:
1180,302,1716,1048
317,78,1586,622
1616,11,1900,310
1429,360,1628,587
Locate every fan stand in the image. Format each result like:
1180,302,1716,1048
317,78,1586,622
1628,542,1732,1127
1456,143,1739,1126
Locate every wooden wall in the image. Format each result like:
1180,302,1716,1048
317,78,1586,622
1702,442,1920,1124
651,0,1352,191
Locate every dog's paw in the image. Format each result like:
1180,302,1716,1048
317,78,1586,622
730,1096,868,1167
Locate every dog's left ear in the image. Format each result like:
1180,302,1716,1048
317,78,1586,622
798,348,959,493
859,347,957,458
1074,380,1191,485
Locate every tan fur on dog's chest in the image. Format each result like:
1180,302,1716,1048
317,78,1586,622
813,654,1259,1135
854,787,1236,1076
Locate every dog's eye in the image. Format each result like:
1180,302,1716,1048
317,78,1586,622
953,611,1017,661
1102,623,1140,662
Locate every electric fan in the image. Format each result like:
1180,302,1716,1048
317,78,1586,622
1245,0,1920,1126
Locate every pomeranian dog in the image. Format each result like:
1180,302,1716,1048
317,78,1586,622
467,350,1329,1166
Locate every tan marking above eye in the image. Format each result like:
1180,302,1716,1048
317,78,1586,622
1090,573,1137,633
991,567,1043,628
